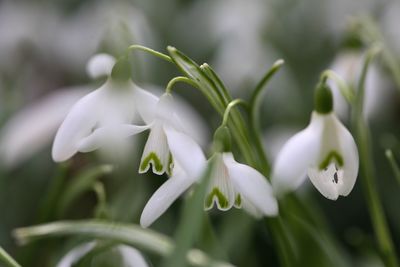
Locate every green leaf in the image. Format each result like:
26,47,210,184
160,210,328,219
13,220,234,267
0,246,21,267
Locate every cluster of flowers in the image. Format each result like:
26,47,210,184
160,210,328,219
52,52,359,230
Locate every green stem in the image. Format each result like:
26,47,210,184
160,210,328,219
128,45,173,63
249,59,284,176
14,220,233,267
320,70,355,103
165,76,199,94
0,247,21,267
222,99,248,127
385,149,400,187
352,47,399,267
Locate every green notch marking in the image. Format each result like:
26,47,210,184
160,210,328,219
205,188,229,209
234,194,242,207
140,152,163,173
167,153,173,176
319,150,344,170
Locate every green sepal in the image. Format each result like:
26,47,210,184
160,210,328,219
111,57,131,82
212,126,232,153
314,83,333,114
319,150,344,170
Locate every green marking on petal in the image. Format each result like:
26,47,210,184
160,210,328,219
205,188,229,209
167,153,174,176
140,152,164,173
234,194,242,208
319,150,344,170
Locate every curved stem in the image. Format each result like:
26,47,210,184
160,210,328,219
0,247,21,267
320,70,355,103
166,76,198,94
128,45,173,63
249,59,284,175
222,99,248,127
352,46,399,267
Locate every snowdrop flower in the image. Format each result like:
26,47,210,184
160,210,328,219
329,50,390,121
57,241,148,267
272,84,359,200
52,54,157,162
140,126,278,228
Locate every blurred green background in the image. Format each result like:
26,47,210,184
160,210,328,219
0,0,400,266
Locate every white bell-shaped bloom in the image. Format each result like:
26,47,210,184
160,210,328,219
57,241,148,267
138,93,194,175
52,54,157,162
140,126,278,227
272,111,359,200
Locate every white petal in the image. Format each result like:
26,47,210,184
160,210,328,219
86,53,116,79
271,112,323,195
0,86,91,168
205,153,236,211
139,122,170,175
224,153,278,216
118,245,149,267
140,169,194,228
241,197,263,219
164,125,206,178
335,117,359,196
56,242,96,267
52,88,104,162
308,163,341,200
133,85,159,124
77,124,150,152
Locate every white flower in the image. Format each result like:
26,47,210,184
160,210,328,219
52,54,157,162
57,241,148,267
272,111,359,200
329,51,390,121
138,93,195,175
140,126,278,227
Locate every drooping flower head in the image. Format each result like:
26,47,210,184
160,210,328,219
140,125,278,228
272,83,359,200
52,54,157,162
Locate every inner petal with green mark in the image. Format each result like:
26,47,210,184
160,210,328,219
204,154,235,211
139,123,170,175
318,150,344,170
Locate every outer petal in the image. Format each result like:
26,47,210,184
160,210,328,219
86,53,116,79
271,112,323,195
164,124,206,178
224,153,278,216
140,167,194,228
118,245,149,267
52,88,104,162
56,242,96,267
133,85,159,124
77,124,150,152
335,117,359,196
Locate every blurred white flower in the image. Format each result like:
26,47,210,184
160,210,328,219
57,241,148,267
328,50,390,121
52,54,156,162
140,127,278,228
272,111,359,200
381,1,400,56
0,86,91,168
